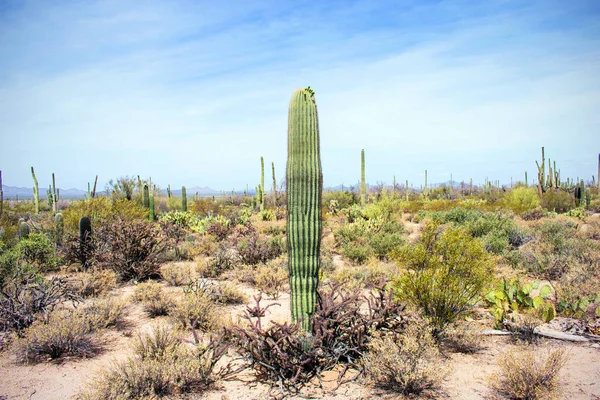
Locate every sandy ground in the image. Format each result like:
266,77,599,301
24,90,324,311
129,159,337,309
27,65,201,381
1,238,600,400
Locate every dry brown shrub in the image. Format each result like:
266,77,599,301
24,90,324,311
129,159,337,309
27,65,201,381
77,269,118,297
160,261,195,286
170,292,222,343
361,321,448,395
488,347,568,400
444,321,485,353
78,297,128,331
254,259,288,299
133,281,173,317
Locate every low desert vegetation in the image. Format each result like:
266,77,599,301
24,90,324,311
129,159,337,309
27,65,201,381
0,154,598,398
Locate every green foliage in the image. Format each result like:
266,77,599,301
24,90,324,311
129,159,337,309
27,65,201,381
17,233,59,271
504,187,540,214
61,197,147,234
484,278,555,329
368,231,404,260
258,209,275,221
540,189,575,213
159,210,198,229
323,190,356,210
343,244,372,264
192,214,231,234
392,222,494,337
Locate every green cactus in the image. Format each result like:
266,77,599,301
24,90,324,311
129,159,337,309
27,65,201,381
51,173,57,213
360,149,366,206
286,87,323,331
79,216,92,270
579,179,586,208
30,167,39,214
424,169,428,199
149,194,155,221
272,162,277,207
585,188,591,208
260,156,265,211
535,146,545,194
181,186,187,212
167,184,171,198
143,184,150,208
406,179,409,201
92,175,98,198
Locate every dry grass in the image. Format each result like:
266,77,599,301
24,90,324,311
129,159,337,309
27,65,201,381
487,347,568,400
77,269,118,297
132,280,174,317
160,261,196,286
443,321,485,353
361,321,448,395
254,259,288,299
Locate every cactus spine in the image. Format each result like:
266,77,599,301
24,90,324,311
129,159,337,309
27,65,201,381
272,162,277,207
30,167,39,214
286,87,323,331
181,186,187,212
149,194,155,221
360,149,366,206
260,156,265,211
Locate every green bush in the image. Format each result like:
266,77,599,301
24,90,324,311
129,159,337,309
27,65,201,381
392,222,494,338
159,211,198,229
343,244,372,264
540,189,575,213
323,190,356,210
17,233,59,271
504,187,540,214
369,232,404,260
61,197,148,235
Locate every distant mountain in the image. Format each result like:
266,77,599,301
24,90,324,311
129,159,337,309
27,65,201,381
170,186,219,196
1,185,87,199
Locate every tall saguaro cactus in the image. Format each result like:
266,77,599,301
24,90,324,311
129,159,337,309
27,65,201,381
360,149,366,206
272,162,277,207
260,156,265,211
0,170,3,216
286,87,323,331
181,186,187,212
51,173,57,213
536,147,546,195
30,167,39,214
143,184,150,208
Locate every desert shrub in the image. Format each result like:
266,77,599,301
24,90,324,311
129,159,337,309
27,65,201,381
170,292,221,343
505,187,540,214
444,322,484,354
0,243,21,287
392,222,494,338
61,232,95,270
540,189,575,213
13,311,96,362
333,223,363,247
94,218,168,281
369,231,404,260
237,233,281,265
361,321,447,394
230,284,407,393
254,259,288,299
521,207,547,221
159,210,198,229
80,328,230,399
78,298,128,331
258,209,276,221
211,282,248,305
133,281,173,317
323,190,356,210
61,197,147,235
77,269,118,297
343,244,372,264
1,270,79,333
16,233,59,271
160,261,195,286
487,348,567,400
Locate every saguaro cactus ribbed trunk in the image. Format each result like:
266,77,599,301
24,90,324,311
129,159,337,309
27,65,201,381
286,87,323,331
260,156,265,211
360,149,366,206
31,167,39,214
181,186,187,212
272,162,277,207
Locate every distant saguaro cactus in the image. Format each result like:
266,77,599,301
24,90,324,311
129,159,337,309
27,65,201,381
286,86,323,331
272,162,277,207
181,186,187,212
79,216,92,270
260,156,265,211
31,167,39,214
143,184,150,208
149,194,155,221
535,146,546,195
360,149,366,206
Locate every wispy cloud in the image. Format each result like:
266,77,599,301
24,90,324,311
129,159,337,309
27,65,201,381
0,0,599,190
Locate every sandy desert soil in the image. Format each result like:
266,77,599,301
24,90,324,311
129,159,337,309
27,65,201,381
1,277,599,400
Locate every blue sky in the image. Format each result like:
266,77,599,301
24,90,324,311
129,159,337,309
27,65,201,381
0,0,599,191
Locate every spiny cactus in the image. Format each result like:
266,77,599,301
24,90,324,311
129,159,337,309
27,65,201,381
585,188,591,208
167,184,171,198
30,167,39,214
535,147,546,194
260,156,265,211
143,184,150,208
51,173,57,213
424,169,428,199
286,87,323,331
272,162,277,207
525,171,528,187
360,149,366,206
181,186,187,212
79,216,92,270
149,194,155,221
92,175,98,198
